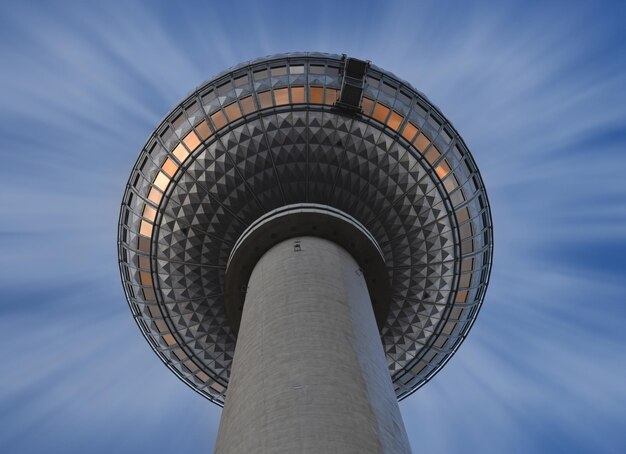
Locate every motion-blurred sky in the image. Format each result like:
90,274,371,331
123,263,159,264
1,1,625,452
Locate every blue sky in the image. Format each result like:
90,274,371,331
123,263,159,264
1,0,625,452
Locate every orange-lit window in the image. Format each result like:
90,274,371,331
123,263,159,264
413,133,430,153
162,334,176,346
139,219,153,237
147,187,163,205
435,160,451,179
224,102,242,122
161,158,178,177
387,111,403,131
195,120,212,140
142,204,157,222
456,207,470,224
195,371,209,382
210,110,227,130
459,273,471,288
324,89,339,105
183,130,200,151
274,88,289,105
373,103,390,123
140,271,152,286
401,122,418,142
291,86,305,103
239,96,256,115
172,143,189,163
257,90,273,109
361,97,375,115
456,290,469,303
153,171,170,191
211,382,226,393
310,87,324,104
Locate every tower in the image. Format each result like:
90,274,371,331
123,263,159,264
118,53,493,453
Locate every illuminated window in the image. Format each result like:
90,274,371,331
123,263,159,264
142,287,156,300
413,133,430,153
183,130,200,151
310,87,324,104
224,102,242,122
138,255,151,269
142,204,157,222
456,207,470,224
459,221,473,239
461,258,474,272
153,171,170,191
239,96,256,115
456,290,468,303
196,371,210,382
137,236,151,253
373,103,390,123
172,143,189,163
324,89,339,105
401,122,418,142
459,274,471,288
274,88,289,105
253,69,268,81
291,86,305,103
387,111,403,131
257,90,273,109
210,110,227,130
162,334,176,346
147,187,163,205
195,121,212,140
140,271,152,286
139,219,153,237
435,160,451,179
161,158,178,177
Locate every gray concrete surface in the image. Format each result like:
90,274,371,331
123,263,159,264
215,236,411,454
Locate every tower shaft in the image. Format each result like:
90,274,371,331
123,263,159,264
215,237,411,453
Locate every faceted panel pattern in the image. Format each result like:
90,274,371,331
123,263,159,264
118,53,494,406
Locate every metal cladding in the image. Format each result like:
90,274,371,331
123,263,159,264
118,53,494,406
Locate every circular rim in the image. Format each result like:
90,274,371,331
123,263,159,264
117,53,494,406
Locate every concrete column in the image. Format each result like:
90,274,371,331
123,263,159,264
215,237,411,454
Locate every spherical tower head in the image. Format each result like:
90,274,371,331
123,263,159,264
118,53,494,406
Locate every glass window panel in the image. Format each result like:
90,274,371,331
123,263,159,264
234,74,248,87
216,81,233,96
324,88,339,105
459,274,471,288
210,110,227,130
274,88,289,105
224,102,242,121
142,204,157,222
253,69,268,81
162,334,176,346
139,219,153,237
443,174,459,193
461,239,474,255
291,86,305,103
289,65,304,74
172,143,189,163
142,287,156,301
271,66,288,76
195,120,212,140
361,97,375,115
387,111,403,131
183,130,201,151
461,258,474,273
140,271,152,286
153,171,170,191
424,145,441,165
239,96,256,115
413,133,430,153
147,187,163,205
137,236,151,253
138,255,151,269
373,103,390,123
401,122,418,142
257,90,273,109
459,221,473,239
456,290,468,303
196,371,210,382
310,87,324,104
310,65,325,74
456,207,470,224
435,160,451,179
